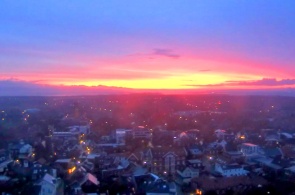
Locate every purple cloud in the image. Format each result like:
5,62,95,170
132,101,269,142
227,78,295,86
0,79,131,96
187,78,295,87
152,49,180,59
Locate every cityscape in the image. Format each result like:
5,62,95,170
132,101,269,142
0,95,295,194
1,1,295,195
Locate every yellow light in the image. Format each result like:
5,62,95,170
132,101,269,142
196,189,202,195
68,166,76,174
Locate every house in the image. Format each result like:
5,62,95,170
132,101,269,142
55,159,72,169
142,146,187,175
214,163,248,177
39,173,64,195
262,147,283,159
252,155,291,176
240,143,261,161
100,158,130,179
115,128,131,145
94,154,131,179
134,173,176,195
223,151,244,163
70,173,99,194
187,145,203,158
54,158,75,177
127,152,141,164
177,166,199,183
101,175,135,195
79,153,100,163
7,159,32,179
31,162,54,181
68,125,90,135
132,126,152,139
80,159,94,172
223,141,244,162
206,140,226,155
8,140,33,160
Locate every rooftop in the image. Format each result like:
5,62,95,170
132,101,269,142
242,143,258,147
43,173,57,185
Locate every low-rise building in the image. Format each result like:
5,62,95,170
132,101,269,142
240,143,261,161
142,146,187,175
132,126,152,139
40,173,64,195
214,163,248,177
177,166,199,183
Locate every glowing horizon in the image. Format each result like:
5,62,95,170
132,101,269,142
1,1,295,94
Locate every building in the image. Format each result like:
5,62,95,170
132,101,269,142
115,129,131,145
68,125,90,135
214,163,248,177
69,173,99,194
142,146,187,175
187,145,203,158
132,126,152,139
40,173,63,195
177,166,199,183
240,143,261,160
134,173,176,195
187,159,203,169
52,132,77,138
8,140,33,160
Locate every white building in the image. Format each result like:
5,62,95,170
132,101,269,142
240,143,262,160
214,163,248,177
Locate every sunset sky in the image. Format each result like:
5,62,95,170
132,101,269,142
1,0,295,94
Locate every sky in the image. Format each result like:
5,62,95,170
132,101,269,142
0,0,295,95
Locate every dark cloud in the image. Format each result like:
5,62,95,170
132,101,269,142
199,69,211,72
152,49,180,58
0,79,57,96
0,79,131,96
227,78,295,86
186,78,295,87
